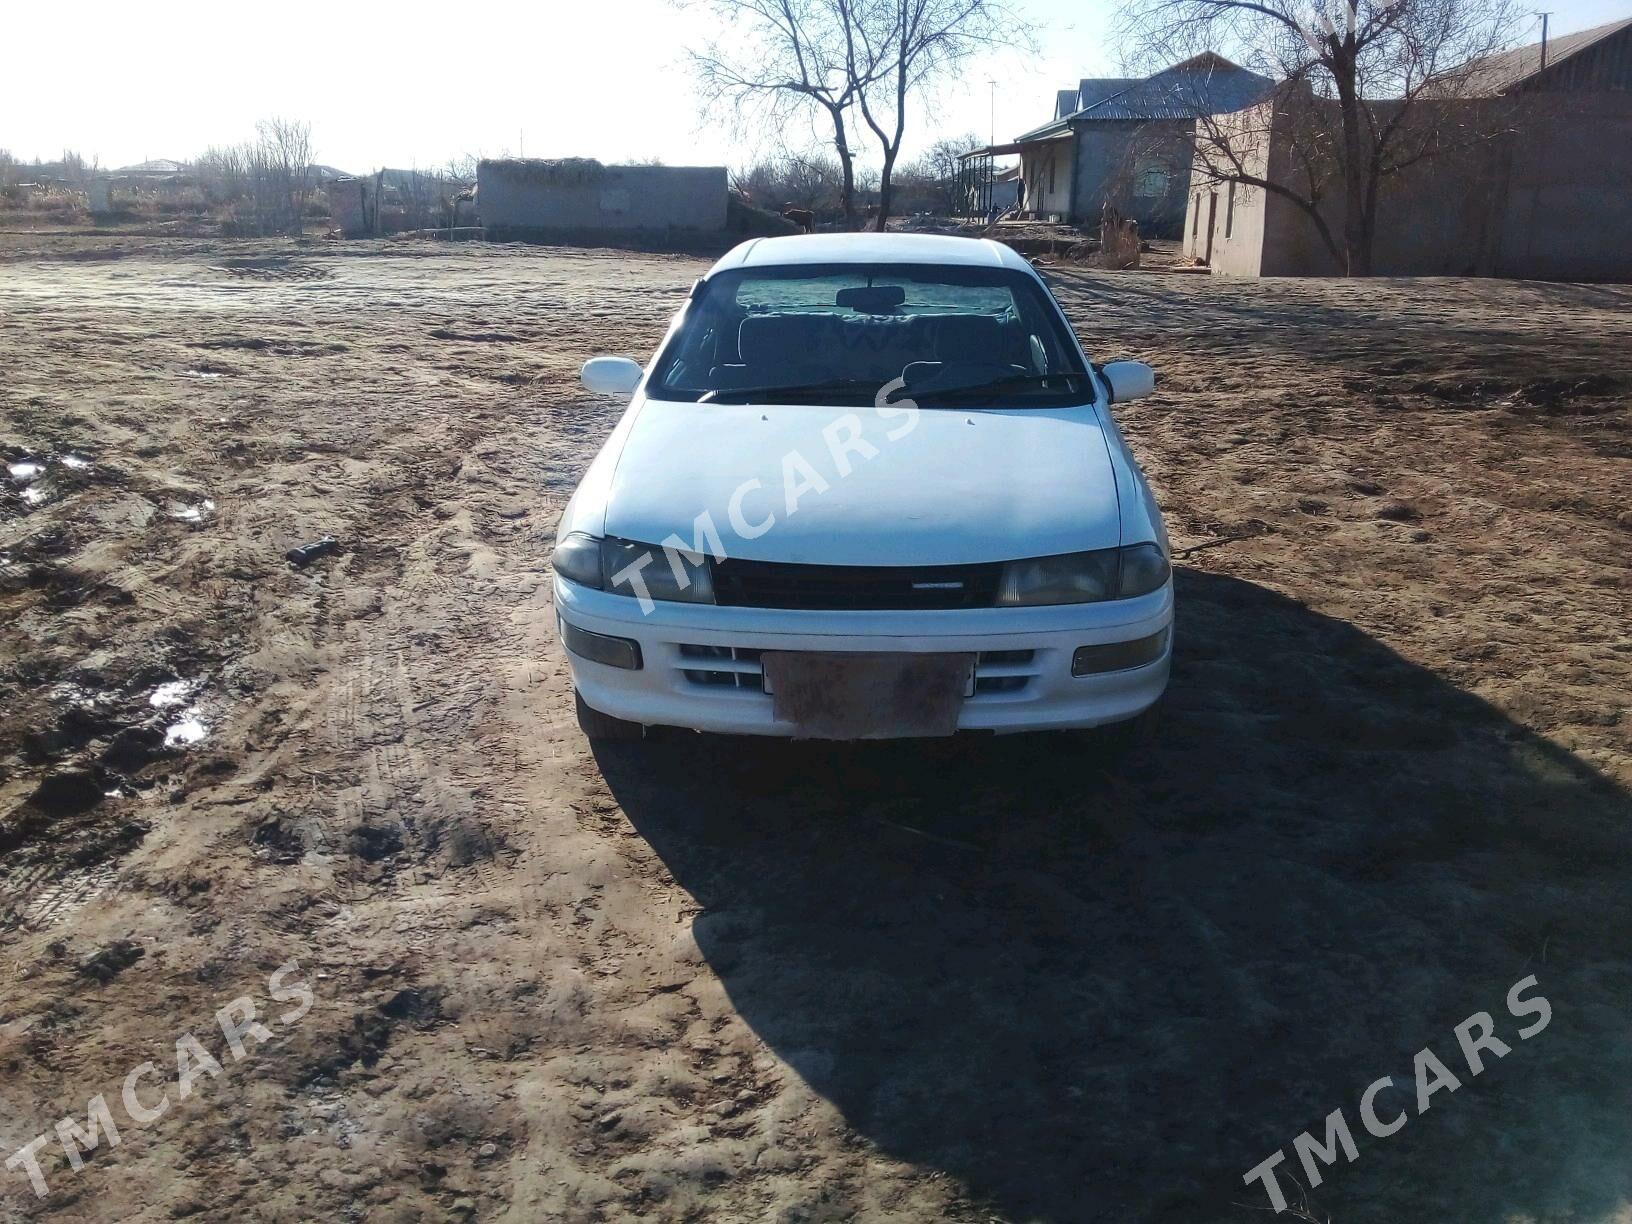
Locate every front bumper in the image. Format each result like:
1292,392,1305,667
554,577,1173,737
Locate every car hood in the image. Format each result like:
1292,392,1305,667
601,397,1122,566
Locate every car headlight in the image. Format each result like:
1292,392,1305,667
996,543,1169,606
604,539,716,604
997,550,1118,605
1114,542,1170,599
553,534,717,604
552,532,606,588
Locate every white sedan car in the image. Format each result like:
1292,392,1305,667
554,233,1171,741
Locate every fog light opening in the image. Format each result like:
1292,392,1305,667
560,620,643,670
1072,628,1168,677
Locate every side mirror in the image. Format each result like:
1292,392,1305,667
581,356,643,396
1101,360,1155,403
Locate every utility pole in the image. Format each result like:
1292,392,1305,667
1538,11,1551,70
988,79,996,146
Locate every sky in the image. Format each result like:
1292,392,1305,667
2,0,1627,174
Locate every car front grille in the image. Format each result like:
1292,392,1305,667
973,649,1035,695
677,643,764,689
674,644,1036,697
711,558,1003,611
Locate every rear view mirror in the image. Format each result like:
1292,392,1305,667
581,356,643,396
836,285,906,313
1101,360,1155,403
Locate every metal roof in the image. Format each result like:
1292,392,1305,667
958,131,1073,158
112,158,186,175
1051,78,1143,119
1008,116,1075,144
1074,78,1144,110
1452,15,1632,94
1013,53,1275,141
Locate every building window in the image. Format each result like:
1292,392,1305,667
1225,182,1235,238
1133,157,1170,198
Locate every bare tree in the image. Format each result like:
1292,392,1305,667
896,131,982,212
195,144,249,206
1122,0,1522,273
844,0,1020,230
58,150,99,190
191,119,315,236
395,169,447,230
735,150,852,215
917,131,984,187
254,118,314,236
442,154,480,182
688,0,888,227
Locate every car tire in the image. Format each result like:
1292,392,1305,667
575,690,645,742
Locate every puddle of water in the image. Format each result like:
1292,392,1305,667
169,498,216,522
164,706,208,748
182,369,226,380
8,461,43,483
149,680,194,708
48,682,118,723
59,454,92,470
21,483,54,506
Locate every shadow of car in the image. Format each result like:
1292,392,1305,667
591,568,1632,1223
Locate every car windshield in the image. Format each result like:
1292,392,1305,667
646,262,1092,408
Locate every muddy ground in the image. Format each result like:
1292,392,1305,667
1,233,1629,1223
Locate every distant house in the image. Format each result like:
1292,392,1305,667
111,158,187,179
93,159,195,213
1183,18,1632,279
477,159,727,240
990,165,1021,212
964,54,1274,236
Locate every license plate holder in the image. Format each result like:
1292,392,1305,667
760,651,975,739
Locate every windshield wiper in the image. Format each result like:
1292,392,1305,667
698,378,882,404
911,372,1086,402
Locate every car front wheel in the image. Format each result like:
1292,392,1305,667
574,690,645,742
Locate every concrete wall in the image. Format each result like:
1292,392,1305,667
1257,108,1345,277
329,177,373,238
1182,105,1276,273
1185,180,1280,275
1020,141,1075,217
1487,95,1632,279
1185,95,1632,280
1072,121,1196,236
478,161,727,234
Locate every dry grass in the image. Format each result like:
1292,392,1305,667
0,185,89,224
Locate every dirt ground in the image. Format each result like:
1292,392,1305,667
1,231,1629,1223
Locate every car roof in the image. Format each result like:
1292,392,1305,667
709,232,1036,277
